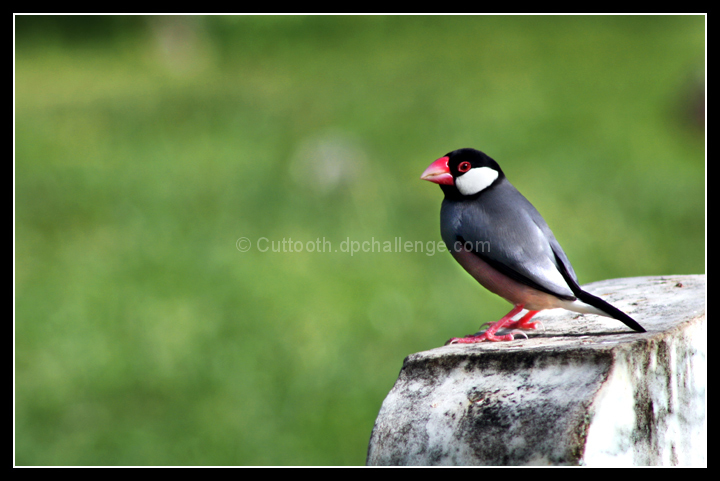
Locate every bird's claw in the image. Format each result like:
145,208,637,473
507,329,528,340
445,332,517,344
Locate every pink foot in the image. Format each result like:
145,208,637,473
478,310,541,332
446,331,515,344
446,305,531,345
504,310,541,330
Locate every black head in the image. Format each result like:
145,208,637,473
421,148,505,198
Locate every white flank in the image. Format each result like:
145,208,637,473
558,298,610,317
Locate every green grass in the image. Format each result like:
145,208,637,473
15,15,705,465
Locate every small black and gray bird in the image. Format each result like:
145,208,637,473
421,148,646,344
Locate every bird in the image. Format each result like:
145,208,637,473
420,148,646,344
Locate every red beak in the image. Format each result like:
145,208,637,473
420,156,453,185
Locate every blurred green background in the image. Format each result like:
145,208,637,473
15,15,705,466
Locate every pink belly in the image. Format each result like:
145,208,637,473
451,249,568,311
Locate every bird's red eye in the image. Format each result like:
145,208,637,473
458,161,472,173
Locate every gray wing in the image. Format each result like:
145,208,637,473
442,179,578,300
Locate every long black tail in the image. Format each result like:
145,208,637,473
553,251,646,333
574,288,646,333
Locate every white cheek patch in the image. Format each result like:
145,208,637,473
455,167,499,196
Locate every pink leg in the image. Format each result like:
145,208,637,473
446,305,525,344
504,310,541,330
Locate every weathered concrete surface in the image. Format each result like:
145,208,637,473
367,275,706,466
